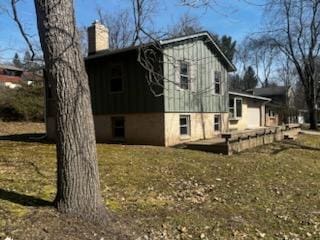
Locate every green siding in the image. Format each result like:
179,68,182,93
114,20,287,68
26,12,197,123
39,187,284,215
86,38,230,115
163,39,229,113
86,50,164,114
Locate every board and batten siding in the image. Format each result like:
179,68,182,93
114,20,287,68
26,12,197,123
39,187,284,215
86,50,164,114
163,39,229,113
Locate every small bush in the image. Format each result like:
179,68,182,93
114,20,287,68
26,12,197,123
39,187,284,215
0,84,44,122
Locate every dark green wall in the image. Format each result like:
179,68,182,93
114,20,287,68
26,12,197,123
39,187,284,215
86,50,164,114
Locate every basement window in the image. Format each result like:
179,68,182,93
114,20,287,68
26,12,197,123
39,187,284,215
229,98,242,119
110,65,123,93
180,61,190,90
180,115,191,136
214,115,221,131
112,117,125,140
214,71,221,94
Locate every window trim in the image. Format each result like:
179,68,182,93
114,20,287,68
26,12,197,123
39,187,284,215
110,64,124,94
213,71,222,95
179,61,191,90
179,115,191,137
111,116,125,141
214,115,221,132
229,97,243,120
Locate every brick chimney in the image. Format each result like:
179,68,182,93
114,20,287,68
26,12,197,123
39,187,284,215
87,20,109,55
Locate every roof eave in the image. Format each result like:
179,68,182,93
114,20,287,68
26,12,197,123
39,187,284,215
229,91,272,102
160,31,237,72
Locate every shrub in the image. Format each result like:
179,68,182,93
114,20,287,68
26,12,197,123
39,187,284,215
0,84,44,122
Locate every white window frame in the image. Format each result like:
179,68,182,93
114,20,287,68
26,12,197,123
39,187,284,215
214,115,221,132
213,71,222,95
179,61,191,90
229,98,243,120
179,115,191,136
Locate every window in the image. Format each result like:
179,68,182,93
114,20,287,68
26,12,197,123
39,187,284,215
180,115,191,136
214,71,221,94
112,117,125,139
110,65,123,93
214,115,221,132
236,99,242,117
229,98,242,119
268,109,275,117
180,61,190,90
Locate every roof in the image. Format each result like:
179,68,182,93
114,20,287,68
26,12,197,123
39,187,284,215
22,71,44,82
85,45,142,60
252,86,287,97
229,91,271,102
86,31,236,72
0,75,22,84
159,31,236,71
0,64,24,72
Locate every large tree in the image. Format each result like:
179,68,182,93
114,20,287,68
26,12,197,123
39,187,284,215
33,0,109,223
12,53,22,68
243,66,258,90
167,13,204,37
263,0,320,129
217,35,236,61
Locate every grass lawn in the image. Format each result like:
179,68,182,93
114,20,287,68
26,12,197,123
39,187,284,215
1,122,320,239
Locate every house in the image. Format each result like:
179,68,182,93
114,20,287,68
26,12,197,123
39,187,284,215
248,86,296,125
46,21,237,146
0,64,24,89
229,92,271,131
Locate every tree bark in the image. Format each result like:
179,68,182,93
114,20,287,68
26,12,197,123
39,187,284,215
34,0,109,223
309,106,318,130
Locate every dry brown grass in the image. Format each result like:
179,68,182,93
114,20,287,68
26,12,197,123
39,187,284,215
1,122,320,240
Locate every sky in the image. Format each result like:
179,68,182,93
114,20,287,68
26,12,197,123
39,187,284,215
0,0,265,63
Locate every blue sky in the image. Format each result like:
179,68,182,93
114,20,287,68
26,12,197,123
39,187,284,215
0,0,265,62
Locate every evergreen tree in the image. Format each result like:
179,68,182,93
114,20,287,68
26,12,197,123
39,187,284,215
219,35,236,61
243,66,258,90
228,74,243,91
12,53,22,68
23,51,32,70
23,50,41,72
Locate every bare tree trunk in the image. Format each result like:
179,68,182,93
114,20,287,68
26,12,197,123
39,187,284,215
34,0,109,223
309,106,318,130
306,91,318,130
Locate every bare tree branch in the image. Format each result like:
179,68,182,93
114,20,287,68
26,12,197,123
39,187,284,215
10,0,35,61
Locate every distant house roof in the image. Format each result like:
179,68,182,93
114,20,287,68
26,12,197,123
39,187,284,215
86,31,236,72
0,64,24,72
0,75,22,84
251,86,287,97
22,71,44,82
229,91,271,102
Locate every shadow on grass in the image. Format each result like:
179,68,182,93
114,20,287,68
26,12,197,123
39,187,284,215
0,133,53,144
0,189,52,207
272,140,320,155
